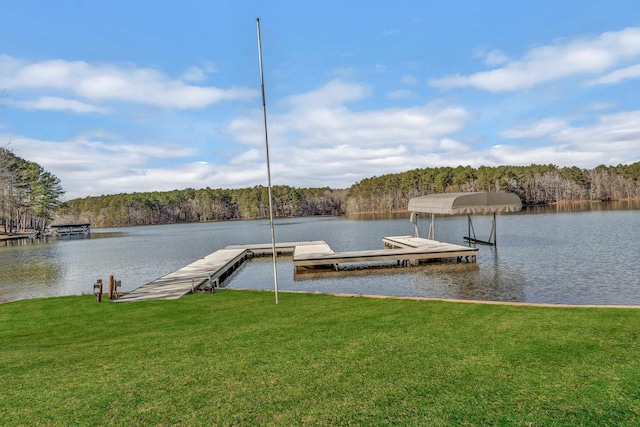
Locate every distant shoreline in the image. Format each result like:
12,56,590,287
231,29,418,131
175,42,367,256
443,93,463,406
0,233,31,241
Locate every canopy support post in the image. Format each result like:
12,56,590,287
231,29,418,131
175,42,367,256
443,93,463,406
409,212,419,238
464,214,477,245
464,213,497,246
491,212,497,246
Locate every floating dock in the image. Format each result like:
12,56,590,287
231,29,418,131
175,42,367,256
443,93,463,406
115,237,478,302
293,236,477,274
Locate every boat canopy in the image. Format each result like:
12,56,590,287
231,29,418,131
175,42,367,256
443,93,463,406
408,192,522,215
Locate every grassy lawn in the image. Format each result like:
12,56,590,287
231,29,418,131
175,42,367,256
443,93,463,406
1,291,639,426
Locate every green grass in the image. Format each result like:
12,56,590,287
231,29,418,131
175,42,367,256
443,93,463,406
1,291,639,426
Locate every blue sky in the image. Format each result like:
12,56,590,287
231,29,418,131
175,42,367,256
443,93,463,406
1,1,639,199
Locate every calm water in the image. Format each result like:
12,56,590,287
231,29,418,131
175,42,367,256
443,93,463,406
1,201,639,305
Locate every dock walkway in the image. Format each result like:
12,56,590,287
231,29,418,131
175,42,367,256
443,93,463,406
115,248,249,302
115,241,326,302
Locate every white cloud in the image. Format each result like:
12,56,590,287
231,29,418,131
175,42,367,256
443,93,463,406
380,29,400,37
0,80,477,197
224,117,262,146
180,62,218,83
374,64,387,74
586,101,616,111
430,27,640,91
230,149,261,165
285,79,371,109
485,144,604,167
283,104,471,149
180,66,207,83
502,118,568,139
483,49,511,66
262,144,415,188
5,76,639,199
0,55,257,110
587,63,640,86
67,131,197,158
8,96,110,114
496,111,640,166
473,47,511,66
270,80,472,150
387,89,417,100
400,74,419,85
0,132,201,198
438,138,468,151
223,80,476,187
555,111,640,150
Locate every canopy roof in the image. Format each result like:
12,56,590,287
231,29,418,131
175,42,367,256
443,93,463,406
408,192,522,215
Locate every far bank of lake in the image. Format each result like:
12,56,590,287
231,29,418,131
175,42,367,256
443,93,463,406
1,200,639,305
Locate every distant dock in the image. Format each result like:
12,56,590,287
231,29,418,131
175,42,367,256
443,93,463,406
49,223,91,237
116,237,478,303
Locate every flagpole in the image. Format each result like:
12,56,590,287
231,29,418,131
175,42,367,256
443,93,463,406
256,18,279,304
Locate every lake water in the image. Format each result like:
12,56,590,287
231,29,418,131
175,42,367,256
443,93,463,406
1,201,639,305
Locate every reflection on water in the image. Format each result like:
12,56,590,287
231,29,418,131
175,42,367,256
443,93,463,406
522,199,640,214
425,251,528,303
230,250,524,302
294,260,480,282
1,201,639,305
0,230,124,249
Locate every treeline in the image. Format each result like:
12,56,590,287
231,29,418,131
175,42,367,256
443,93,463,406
57,162,640,227
345,163,640,213
57,186,346,227
1,147,65,232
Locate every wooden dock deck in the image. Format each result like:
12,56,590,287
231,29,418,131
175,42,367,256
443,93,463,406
225,240,328,255
294,236,478,274
382,236,478,254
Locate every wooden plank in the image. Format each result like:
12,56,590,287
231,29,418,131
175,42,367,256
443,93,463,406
293,242,334,257
383,235,470,249
292,243,336,273
225,240,328,255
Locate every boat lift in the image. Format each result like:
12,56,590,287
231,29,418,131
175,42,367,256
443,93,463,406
407,192,522,246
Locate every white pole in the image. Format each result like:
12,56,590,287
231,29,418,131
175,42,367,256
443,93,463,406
256,18,279,304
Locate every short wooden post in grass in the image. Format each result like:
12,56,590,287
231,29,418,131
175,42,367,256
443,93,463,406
109,275,115,300
93,279,103,302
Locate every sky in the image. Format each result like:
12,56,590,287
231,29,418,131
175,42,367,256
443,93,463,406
1,0,640,199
